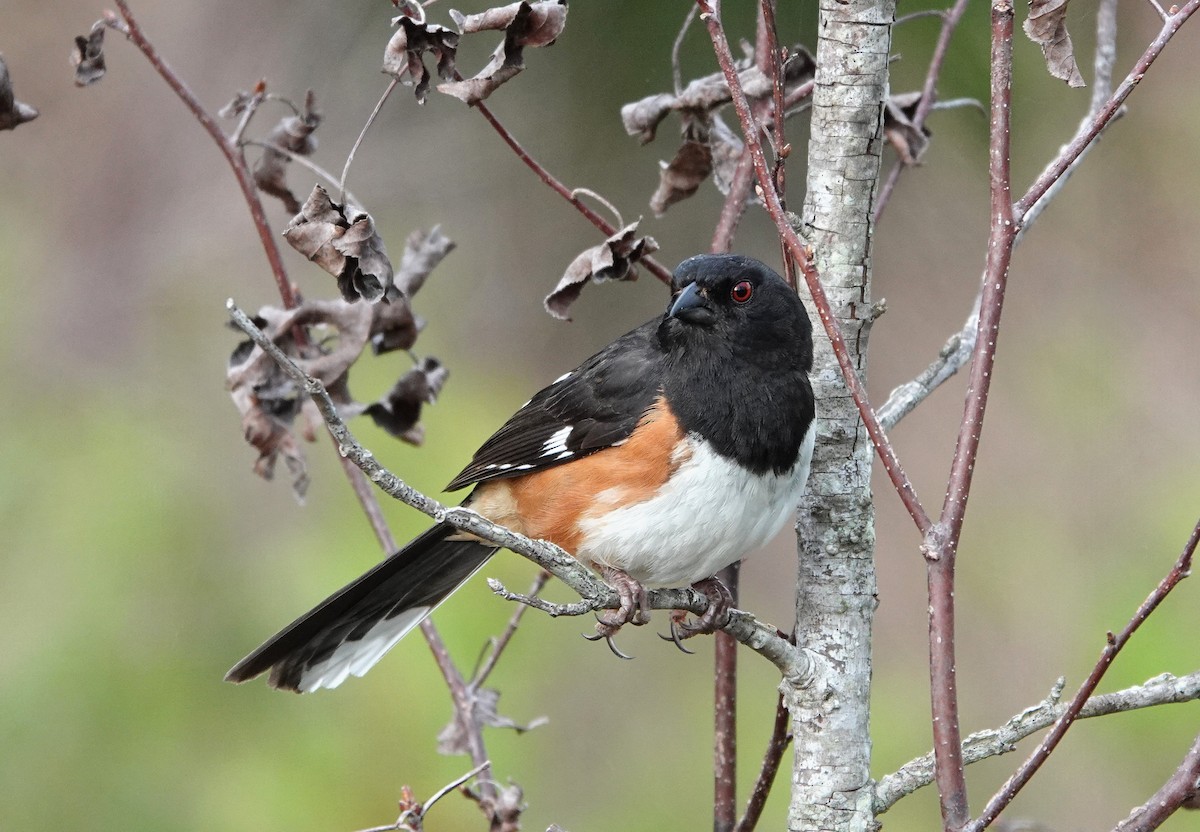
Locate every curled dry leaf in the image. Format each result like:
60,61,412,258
621,45,815,144
438,0,567,105
372,226,456,354
284,185,394,303
254,90,322,214
545,221,659,321
650,117,714,216
71,21,107,87
1024,0,1085,88
365,357,449,444
883,91,931,166
0,53,39,131
437,686,547,756
382,14,460,104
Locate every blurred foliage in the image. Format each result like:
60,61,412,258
1,1,1198,831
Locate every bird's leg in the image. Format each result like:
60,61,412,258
674,575,733,638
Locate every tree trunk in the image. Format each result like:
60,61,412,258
788,0,894,829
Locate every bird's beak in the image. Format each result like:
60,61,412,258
669,283,716,325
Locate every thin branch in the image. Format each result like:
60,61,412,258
698,0,933,535
874,670,1200,814
672,5,699,96
735,691,792,832
228,86,266,147
469,93,673,285
1113,732,1200,832
874,0,972,224
339,78,399,205
966,518,1200,831
487,578,595,617
226,300,813,683
110,0,297,308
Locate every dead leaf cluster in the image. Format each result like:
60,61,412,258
622,46,814,216
228,228,455,497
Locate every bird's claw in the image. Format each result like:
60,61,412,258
657,613,696,655
582,627,634,659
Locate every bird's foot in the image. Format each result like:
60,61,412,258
672,576,733,639
582,567,650,658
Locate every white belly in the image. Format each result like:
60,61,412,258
575,425,814,586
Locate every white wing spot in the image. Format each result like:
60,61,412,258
540,426,573,457
553,371,573,384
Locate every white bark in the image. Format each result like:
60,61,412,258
790,0,894,829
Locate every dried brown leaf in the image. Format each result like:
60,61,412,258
438,1,567,105
365,357,449,444
1024,0,1086,88
451,1,567,46
71,22,106,87
254,91,322,214
650,118,714,216
883,91,931,166
0,53,38,131
382,14,460,104
437,687,547,756
283,185,394,304
545,221,659,321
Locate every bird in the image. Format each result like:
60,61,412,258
226,253,816,693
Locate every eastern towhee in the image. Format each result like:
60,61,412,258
226,253,816,692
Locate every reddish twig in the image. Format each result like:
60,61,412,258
756,0,794,289
470,96,673,285
1113,731,1200,831
925,4,1017,829
735,692,792,832
874,0,972,224
967,518,1200,832
713,564,739,832
698,0,933,535
110,0,297,310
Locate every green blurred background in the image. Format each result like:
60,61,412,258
2,1,1198,830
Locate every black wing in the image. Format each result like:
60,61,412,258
446,320,665,491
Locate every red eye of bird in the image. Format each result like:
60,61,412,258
730,279,753,304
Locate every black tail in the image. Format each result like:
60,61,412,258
225,523,497,693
